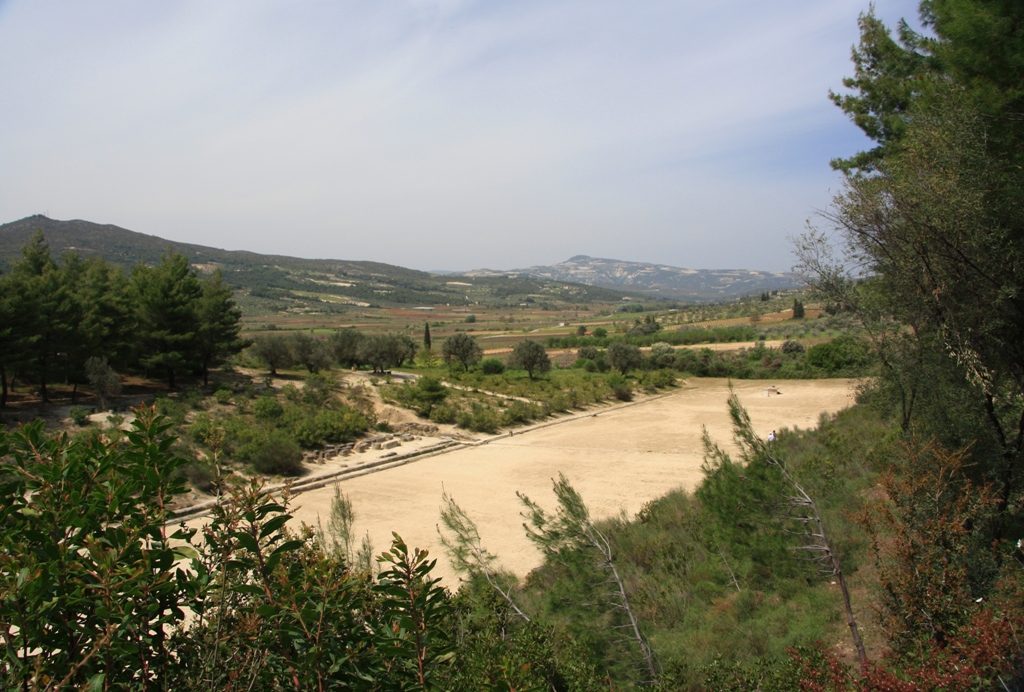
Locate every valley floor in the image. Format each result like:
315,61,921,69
286,377,859,585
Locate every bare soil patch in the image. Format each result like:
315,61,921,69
287,378,858,586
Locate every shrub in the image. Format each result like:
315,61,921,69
464,314,476,323
781,339,805,355
806,335,871,373
480,357,505,375
69,406,91,426
592,327,608,338
430,404,456,424
179,461,217,493
502,400,540,425
456,403,501,433
155,397,187,424
573,357,596,372
607,373,633,401
181,386,205,409
290,406,370,447
213,389,232,405
253,395,284,420
251,432,305,476
188,413,217,445
577,346,599,361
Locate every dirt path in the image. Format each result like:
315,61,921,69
287,378,858,586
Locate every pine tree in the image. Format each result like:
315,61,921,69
195,269,248,385
423,322,431,349
131,252,202,390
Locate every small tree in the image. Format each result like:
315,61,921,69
518,474,658,683
792,298,805,319
507,339,551,380
84,356,121,410
423,322,432,349
438,490,530,622
441,333,482,371
407,376,449,418
290,332,333,373
607,341,642,374
250,334,293,376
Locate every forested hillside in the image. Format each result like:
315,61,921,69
0,216,641,315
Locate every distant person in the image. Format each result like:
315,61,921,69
767,430,776,443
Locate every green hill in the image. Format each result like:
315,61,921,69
0,215,641,315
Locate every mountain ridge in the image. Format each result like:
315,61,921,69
462,254,802,300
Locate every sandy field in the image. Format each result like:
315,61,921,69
288,378,858,586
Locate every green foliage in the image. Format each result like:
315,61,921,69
288,406,371,447
250,430,305,475
464,313,476,323
250,333,293,375
68,405,91,426
132,251,204,389
252,393,284,420
393,376,450,418
607,340,642,374
0,407,195,689
507,339,551,380
84,356,121,410
441,332,483,371
155,395,187,424
290,331,333,373
480,357,505,374
456,403,502,433
806,335,870,373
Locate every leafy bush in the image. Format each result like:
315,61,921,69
456,403,501,433
806,335,871,373
781,339,805,355
606,373,633,401
213,388,232,405
430,403,456,424
155,397,187,424
251,432,305,475
179,460,217,493
253,394,284,420
68,406,91,426
577,345,599,361
502,400,541,425
181,385,205,408
289,406,370,447
464,314,476,323
480,357,505,374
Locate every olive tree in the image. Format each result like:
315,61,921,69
441,333,482,371
507,339,550,380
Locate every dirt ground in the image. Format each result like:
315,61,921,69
287,377,859,587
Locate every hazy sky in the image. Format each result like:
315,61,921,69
0,0,921,272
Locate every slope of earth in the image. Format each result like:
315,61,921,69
464,255,802,301
0,216,643,315
287,377,857,585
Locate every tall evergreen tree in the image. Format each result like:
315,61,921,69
131,252,202,390
9,233,81,403
195,269,248,385
423,322,431,349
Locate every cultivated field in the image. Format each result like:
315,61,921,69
288,377,858,585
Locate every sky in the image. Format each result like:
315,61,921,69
0,0,923,273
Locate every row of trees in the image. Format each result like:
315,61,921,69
250,329,419,375
0,232,246,405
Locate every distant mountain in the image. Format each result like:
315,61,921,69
463,255,802,301
0,216,641,315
